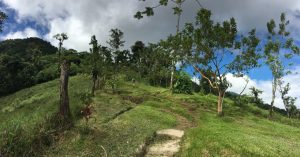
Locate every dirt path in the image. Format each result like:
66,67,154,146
142,102,197,157
145,129,184,157
135,92,199,157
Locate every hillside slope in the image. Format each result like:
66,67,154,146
1,75,300,156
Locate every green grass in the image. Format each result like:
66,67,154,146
45,105,176,156
0,75,92,156
176,94,300,157
43,79,178,156
1,74,300,156
178,112,300,157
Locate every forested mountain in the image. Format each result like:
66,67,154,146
0,38,58,96
0,37,57,55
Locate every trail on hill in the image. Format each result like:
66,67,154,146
140,96,198,157
145,129,184,157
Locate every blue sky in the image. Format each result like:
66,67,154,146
0,3,48,37
0,0,300,108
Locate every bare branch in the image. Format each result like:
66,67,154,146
192,64,218,89
193,0,204,8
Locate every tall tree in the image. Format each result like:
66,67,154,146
278,80,297,118
89,35,100,96
249,86,263,103
54,33,71,119
0,11,7,32
180,9,260,115
135,0,203,92
131,41,146,75
54,33,68,70
264,13,299,118
107,28,125,64
236,76,250,104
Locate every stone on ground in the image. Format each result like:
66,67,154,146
156,129,184,138
145,129,184,157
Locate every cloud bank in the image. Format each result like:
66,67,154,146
1,27,39,39
191,66,300,109
2,0,300,51
226,66,300,109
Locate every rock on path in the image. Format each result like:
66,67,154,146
146,129,184,157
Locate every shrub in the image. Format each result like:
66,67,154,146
173,71,193,94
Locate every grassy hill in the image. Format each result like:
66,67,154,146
1,75,300,156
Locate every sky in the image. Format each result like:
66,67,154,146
0,0,300,109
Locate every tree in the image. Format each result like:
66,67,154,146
263,13,299,118
89,35,100,96
135,0,203,92
131,42,173,87
30,48,42,68
180,9,260,115
54,33,72,119
238,76,249,98
107,28,125,64
131,41,146,75
0,11,7,32
278,80,297,118
249,86,263,103
289,104,299,118
54,33,68,70
173,71,193,94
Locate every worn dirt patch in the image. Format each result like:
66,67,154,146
156,129,184,139
160,108,195,130
122,95,145,104
146,139,181,157
145,129,184,157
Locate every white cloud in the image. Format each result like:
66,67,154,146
44,17,91,50
191,76,200,85
227,66,300,109
3,0,300,52
2,0,142,51
2,27,39,39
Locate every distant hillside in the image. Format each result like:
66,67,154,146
0,37,57,56
0,37,58,96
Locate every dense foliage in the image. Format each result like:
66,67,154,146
0,38,58,96
173,71,194,94
0,37,88,96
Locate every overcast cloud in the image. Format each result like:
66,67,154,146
2,0,300,51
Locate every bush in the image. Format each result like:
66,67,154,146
173,71,193,94
124,69,141,83
105,75,121,93
36,65,58,83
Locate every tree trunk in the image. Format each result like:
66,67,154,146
278,82,291,118
91,77,96,96
59,60,70,119
101,75,106,90
96,78,100,89
217,90,225,116
170,2,182,93
237,79,249,105
269,78,277,118
170,61,174,92
281,92,290,118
